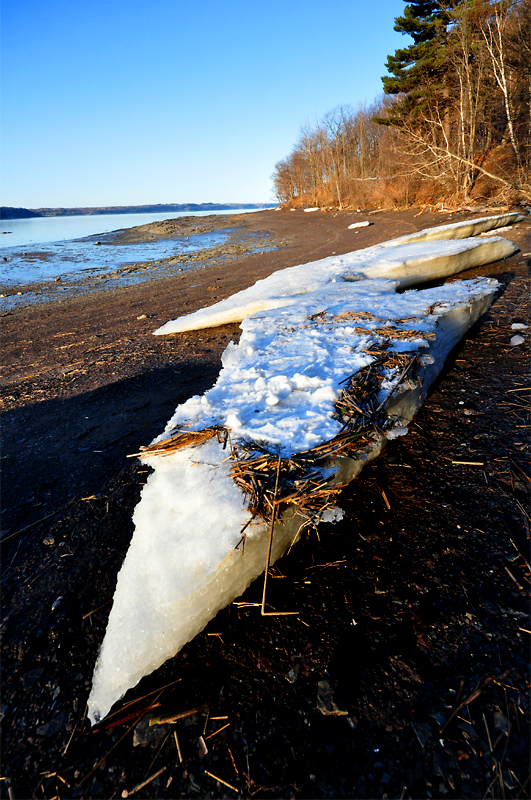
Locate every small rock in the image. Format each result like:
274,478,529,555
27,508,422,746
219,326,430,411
23,667,44,689
43,536,55,546
133,713,173,746
411,721,432,748
36,710,68,738
510,335,525,346
90,778,104,796
94,241,101,245
316,680,348,716
51,596,63,612
457,720,479,738
285,665,300,683
511,323,528,330
136,314,147,320
348,221,370,229
492,710,509,734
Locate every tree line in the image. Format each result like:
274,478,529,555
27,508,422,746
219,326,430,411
273,0,530,208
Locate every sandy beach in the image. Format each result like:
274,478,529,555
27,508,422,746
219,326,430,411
1,208,530,799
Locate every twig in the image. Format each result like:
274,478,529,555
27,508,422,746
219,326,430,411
204,770,238,792
173,731,182,763
205,722,230,739
63,707,87,757
82,714,143,784
261,457,281,616
97,703,161,731
149,704,208,726
122,767,166,797
2,496,97,543
504,566,524,591
82,600,111,620
440,675,500,734
511,460,530,483
91,678,182,729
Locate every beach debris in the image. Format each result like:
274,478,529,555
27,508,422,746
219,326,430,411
133,714,171,746
510,335,525,346
87,218,508,724
511,322,528,330
348,221,370,229
285,665,300,683
316,680,349,716
51,596,63,612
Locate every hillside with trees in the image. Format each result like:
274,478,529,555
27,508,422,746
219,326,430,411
0,203,271,220
273,0,530,209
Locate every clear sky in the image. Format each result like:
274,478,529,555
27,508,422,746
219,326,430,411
2,0,408,208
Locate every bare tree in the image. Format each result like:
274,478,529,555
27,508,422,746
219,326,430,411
481,1,522,171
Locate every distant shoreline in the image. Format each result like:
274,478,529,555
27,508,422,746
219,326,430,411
0,202,275,220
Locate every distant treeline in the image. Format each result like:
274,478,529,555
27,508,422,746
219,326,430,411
273,0,530,208
0,207,43,220
0,203,273,220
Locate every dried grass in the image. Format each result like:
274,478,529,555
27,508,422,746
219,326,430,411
131,346,420,530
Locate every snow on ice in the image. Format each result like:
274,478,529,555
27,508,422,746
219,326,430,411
87,214,519,723
154,214,516,335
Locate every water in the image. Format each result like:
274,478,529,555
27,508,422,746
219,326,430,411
0,230,228,285
0,207,274,308
0,207,264,248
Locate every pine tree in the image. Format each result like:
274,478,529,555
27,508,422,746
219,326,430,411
381,1,451,125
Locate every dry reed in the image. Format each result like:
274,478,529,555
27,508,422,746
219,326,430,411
131,344,421,531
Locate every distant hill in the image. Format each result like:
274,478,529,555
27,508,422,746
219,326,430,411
0,207,43,219
1,203,274,220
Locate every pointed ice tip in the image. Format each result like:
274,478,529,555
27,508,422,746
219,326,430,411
88,707,101,726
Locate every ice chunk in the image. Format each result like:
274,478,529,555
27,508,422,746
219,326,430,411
154,233,514,335
88,438,253,723
88,275,498,724
381,212,520,246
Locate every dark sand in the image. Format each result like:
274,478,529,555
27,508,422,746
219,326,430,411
1,208,529,799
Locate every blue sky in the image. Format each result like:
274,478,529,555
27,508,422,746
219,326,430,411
2,0,407,207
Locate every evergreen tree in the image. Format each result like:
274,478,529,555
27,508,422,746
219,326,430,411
380,1,451,125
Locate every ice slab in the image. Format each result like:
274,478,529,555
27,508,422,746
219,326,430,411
88,274,498,724
154,220,515,335
380,212,520,247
